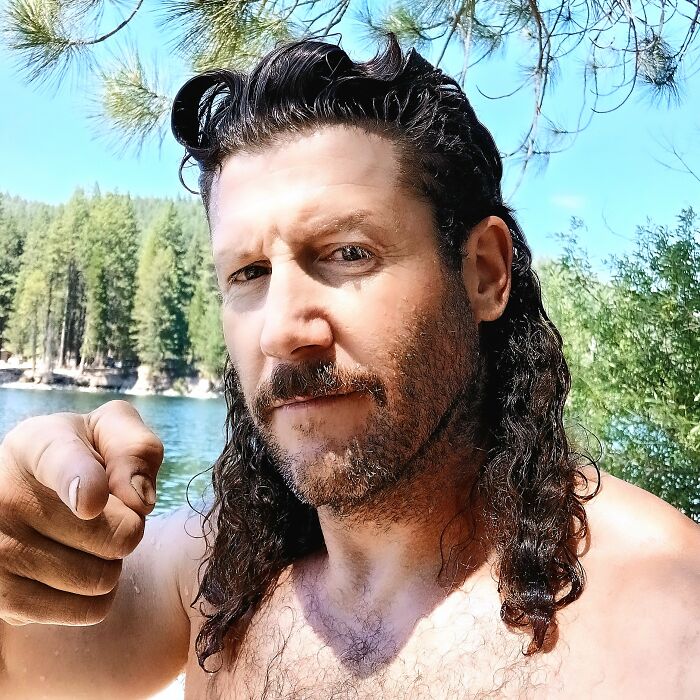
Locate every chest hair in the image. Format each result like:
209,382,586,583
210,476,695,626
207,594,561,700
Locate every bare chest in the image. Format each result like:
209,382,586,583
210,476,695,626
185,585,580,700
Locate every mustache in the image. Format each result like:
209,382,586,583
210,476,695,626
252,360,387,421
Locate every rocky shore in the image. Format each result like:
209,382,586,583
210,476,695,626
0,363,222,399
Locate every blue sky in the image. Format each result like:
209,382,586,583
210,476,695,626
1,3,699,267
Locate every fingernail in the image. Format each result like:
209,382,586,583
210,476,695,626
68,476,80,514
130,474,156,506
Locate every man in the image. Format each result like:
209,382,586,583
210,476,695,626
0,35,698,699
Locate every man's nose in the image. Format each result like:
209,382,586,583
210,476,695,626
259,263,334,361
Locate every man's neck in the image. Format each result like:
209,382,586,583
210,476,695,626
306,453,493,633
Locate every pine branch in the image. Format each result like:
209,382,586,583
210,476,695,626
97,52,170,153
6,0,79,82
357,2,442,51
191,11,299,72
5,0,145,84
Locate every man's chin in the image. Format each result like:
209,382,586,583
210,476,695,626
274,445,413,516
275,451,372,509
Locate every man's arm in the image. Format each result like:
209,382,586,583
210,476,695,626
0,402,205,698
0,507,200,699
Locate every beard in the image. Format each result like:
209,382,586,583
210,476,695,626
233,274,485,517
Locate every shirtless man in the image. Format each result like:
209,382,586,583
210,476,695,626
0,36,698,699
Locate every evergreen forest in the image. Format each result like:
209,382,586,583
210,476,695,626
0,189,225,380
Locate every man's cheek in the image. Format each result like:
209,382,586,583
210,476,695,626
222,316,251,367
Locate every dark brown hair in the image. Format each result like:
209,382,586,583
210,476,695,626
172,33,600,670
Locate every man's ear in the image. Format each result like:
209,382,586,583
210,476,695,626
461,216,512,323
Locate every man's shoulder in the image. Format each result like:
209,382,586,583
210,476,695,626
581,468,699,563
576,469,699,690
146,504,211,616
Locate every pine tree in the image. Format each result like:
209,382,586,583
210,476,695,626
187,233,226,379
7,207,56,372
133,204,190,372
56,191,91,367
0,197,25,355
83,193,139,365
80,194,108,366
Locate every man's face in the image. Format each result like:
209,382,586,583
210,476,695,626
209,125,482,512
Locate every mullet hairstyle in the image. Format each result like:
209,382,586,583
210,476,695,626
172,33,600,671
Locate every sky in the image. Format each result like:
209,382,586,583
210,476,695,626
1,2,699,268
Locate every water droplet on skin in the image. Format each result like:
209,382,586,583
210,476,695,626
39,675,46,682
130,573,140,594
53,650,59,656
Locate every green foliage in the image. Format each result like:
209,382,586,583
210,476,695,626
7,206,57,364
540,211,700,520
0,197,25,353
133,204,191,371
187,233,225,379
6,0,75,82
100,51,170,153
80,193,139,364
3,189,225,381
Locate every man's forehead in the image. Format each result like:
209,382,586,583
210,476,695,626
208,159,410,253
208,127,403,217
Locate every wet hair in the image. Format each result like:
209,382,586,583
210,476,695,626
172,33,600,671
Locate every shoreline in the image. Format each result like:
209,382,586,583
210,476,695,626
0,380,221,400
0,363,223,400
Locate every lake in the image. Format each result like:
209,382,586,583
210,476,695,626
0,387,228,515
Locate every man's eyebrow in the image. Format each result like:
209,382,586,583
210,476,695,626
213,210,385,263
311,210,379,235
299,209,385,238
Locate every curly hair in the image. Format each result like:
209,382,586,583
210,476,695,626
171,33,600,671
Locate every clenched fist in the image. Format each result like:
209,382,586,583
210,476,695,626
0,400,164,626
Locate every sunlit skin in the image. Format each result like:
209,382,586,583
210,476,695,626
0,125,698,700
209,126,508,463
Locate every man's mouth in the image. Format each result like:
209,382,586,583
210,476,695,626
270,390,355,410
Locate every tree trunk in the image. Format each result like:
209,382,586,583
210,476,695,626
43,274,55,369
74,295,86,368
31,308,37,378
59,276,70,368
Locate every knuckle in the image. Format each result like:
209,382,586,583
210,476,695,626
107,399,134,413
5,414,67,452
103,512,144,559
88,400,134,425
83,558,122,596
3,416,40,448
0,574,24,616
0,531,26,564
80,590,116,625
142,433,164,464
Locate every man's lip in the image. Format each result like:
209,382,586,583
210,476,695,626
271,390,354,410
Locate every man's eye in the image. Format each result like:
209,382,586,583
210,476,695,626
328,245,374,262
229,265,269,284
